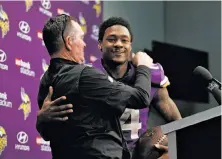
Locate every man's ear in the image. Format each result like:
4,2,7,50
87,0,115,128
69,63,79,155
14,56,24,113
98,42,102,51
65,36,72,51
129,44,132,53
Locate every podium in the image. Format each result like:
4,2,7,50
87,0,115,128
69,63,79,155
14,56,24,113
161,106,221,159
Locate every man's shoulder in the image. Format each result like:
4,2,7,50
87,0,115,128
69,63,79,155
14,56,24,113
38,72,50,108
150,63,170,88
40,70,49,86
81,63,105,76
63,63,88,72
56,64,90,78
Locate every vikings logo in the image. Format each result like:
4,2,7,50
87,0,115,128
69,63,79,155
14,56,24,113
18,88,31,120
93,0,101,18
0,126,7,156
25,0,33,12
79,12,87,34
40,59,49,80
0,5,9,38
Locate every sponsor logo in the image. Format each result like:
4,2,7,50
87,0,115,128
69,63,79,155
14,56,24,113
40,59,49,79
15,131,30,151
89,55,97,63
93,0,101,17
78,12,87,34
37,31,45,46
0,126,7,155
17,21,32,42
18,88,31,120
36,136,51,152
57,8,70,16
0,91,12,108
17,131,28,144
91,25,99,41
39,0,52,17
0,5,10,38
80,0,89,5
15,58,35,77
0,49,8,70
25,0,33,12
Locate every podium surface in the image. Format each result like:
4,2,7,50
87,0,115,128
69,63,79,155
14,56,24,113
161,106,221,159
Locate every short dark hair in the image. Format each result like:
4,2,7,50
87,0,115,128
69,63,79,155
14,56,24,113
98,17,133,42
42,14,76,55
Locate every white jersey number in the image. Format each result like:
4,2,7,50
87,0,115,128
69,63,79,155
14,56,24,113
120,108,142,139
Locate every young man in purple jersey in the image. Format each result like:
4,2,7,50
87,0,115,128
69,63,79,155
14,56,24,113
37,17,182,158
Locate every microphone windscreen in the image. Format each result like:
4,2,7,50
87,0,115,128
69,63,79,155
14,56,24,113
193,66,213,81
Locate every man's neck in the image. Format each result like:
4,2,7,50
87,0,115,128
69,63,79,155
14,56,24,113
51,50,77,63
102,59,129,79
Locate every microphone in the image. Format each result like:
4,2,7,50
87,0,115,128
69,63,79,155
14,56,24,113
193,66,221,105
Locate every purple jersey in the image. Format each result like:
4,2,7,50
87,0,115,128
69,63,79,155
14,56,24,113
92,60,170,151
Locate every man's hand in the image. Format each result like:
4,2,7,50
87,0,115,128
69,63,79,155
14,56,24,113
132,51,153,68
154,144,168,152
37,86,73,122
155,144,168,159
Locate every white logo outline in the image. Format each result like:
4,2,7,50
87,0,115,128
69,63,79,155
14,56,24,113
41,0,51,9
17,131,28,144
0,49,6,62
19,21,30,34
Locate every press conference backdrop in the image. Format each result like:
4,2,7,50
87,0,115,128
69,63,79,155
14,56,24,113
0,1,102,159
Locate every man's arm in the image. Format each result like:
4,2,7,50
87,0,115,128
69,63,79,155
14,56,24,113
79,65,151,115
79,52,153,114
152,87,182,122
36,86,73,141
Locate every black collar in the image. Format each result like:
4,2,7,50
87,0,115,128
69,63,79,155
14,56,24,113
50,58,78,65
48,58,79,73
